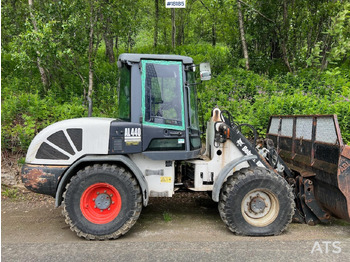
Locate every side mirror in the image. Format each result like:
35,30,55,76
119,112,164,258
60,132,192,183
200,63,211,81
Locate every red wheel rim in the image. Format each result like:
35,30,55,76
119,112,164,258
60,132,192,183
80,183,122,224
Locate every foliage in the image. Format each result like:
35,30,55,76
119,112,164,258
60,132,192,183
1,0,349,154
1,86,86,152
199,66,350,143
1,186,20,200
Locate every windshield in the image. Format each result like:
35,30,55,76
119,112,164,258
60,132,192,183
141,60,185,130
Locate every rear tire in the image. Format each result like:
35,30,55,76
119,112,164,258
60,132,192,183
219,167,294,236
62,164,142,240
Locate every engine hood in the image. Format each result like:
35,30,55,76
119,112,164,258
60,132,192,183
26,117,114,165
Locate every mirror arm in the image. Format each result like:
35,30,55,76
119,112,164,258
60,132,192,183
185,64,199,72
185,81,202,86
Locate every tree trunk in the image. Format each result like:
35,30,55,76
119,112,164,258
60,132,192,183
88,67,93,117
115,35,119,54
176,18,184,46
237,0,249,70
280,42,293,72
28,0,49,88
154,0,159,48
103,17,115,64
127,31,134,52
171,8,176,49
198,0,216,46
163,27,167,45
212,25,216,46
281,0,293,73
320,35,331,71
88,4,95,117
104,35,115,64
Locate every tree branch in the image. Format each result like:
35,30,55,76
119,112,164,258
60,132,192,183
237,0,274,23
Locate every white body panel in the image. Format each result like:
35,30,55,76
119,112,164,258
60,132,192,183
189,140,249,191
129,154,175,197
26,118,114,165
189,108,263,191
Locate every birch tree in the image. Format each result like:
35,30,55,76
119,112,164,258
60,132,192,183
237,0,249,70
28,0,49,88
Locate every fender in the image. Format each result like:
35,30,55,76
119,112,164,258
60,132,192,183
55,155,149,207
212,155,258,202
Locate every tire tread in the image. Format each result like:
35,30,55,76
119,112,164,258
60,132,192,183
62,164,142,240
219,167,295,236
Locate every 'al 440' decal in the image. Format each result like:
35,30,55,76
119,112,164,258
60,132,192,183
124,128,141,145
125,127,141,137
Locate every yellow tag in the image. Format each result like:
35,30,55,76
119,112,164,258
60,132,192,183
160,177,172,183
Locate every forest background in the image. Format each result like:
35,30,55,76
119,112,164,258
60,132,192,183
1,0,350,156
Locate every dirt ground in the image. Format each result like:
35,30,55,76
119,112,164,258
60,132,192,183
1,155,350,261
2,188,350,261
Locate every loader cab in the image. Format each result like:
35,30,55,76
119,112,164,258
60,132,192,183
117,53,208,161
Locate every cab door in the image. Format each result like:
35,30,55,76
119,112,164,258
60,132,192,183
140,60,187,153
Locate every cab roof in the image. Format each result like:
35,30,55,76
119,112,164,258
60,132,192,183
118,53,194,66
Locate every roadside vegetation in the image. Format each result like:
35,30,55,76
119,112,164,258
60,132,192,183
1,185,20,200
2,0,349,155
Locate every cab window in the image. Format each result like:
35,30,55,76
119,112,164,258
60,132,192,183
187,71,200,130
142,60,185,130
118,65,131,121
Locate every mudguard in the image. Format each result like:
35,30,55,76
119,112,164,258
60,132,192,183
212,155,258,202
55,155,149,207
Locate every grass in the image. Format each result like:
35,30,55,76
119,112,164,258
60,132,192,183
1,185,20,200
163,211,172,222
330,218,350,226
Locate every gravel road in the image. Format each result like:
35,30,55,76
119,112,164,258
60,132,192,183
1,189,350,262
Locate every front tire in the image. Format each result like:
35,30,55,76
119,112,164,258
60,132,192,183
62,164,142,240
219,167,294,236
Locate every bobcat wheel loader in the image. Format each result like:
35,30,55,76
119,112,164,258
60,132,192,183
22,53,317,240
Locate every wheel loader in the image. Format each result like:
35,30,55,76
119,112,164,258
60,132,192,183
21,53,349,240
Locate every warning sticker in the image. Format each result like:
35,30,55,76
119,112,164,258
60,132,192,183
160,177,172,183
